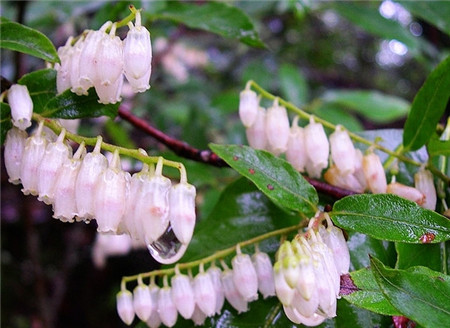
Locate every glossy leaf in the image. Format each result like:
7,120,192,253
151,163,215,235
370,257,450,328
1,103,12,145
397,1,450,36
209,144,319,217
331,194,450,243
0,17,59,63
18,69,57,113
427,134,450,157
41,89,119,119
403,56,450,151
181,177,300,263
337,296,394,327
321,90,410,123
279,63,309,106
150,2,265,48
395,243,443,272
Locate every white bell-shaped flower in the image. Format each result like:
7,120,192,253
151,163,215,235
191,305,207,326
55,37,74,94
171,268,195,319
246,106,268,150
414,169,437,210
75,136,108,220
273,261,294,306
304,117,329,177
116,289,135,326
193,264,217,317
291,238,316,301
265,98,290,156
239,88,258,128
221,264,248,313
53,142,86,222
8,84,33,130
4,127,27,184
146,283,162,328
168,180,196,245
277,241,300,289
324,164,364,193
362,152,387,194
95,74,123,105
252,249,276,299
290,287,319,318
329,125,356,175
95,23,123,87
207,265,225,314
123,12,152,93
20,122,48,196
158,278,178,328
286,116,307,172
283,306,326,327
94,150,128,233
232,246,258,302
133,282,153,321
37,129,72,205
70,37,87,96
135,157,171,243
387,181,425,205
309,248,336,317
353,149,368,191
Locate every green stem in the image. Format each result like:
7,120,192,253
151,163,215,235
121,220,308,286
32,114,187,180
249,81,450,185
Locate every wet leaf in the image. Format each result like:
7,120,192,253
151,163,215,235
279,63,309,106
209,144,319,217
370,257,450,328
0,17,59,63
331,194,450,243
427,134,450,157
395,243,443,272
397,1,450,36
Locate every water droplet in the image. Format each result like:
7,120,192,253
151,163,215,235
147,225,188,264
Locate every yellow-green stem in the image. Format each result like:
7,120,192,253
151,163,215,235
121,220,308,286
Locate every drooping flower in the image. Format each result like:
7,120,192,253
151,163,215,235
265,98,290,155
168,180,196,245
4,127,27,185
414,168,437,210
8,84,33,130
239,88,259,128
193,263,217,317
171,268,195,319
362,152,387,194
286,116,307,173
133,281,153,321
329,125,356,175
116,289,135,326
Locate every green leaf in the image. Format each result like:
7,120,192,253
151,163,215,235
1,103,12,145
403,56,450,151
395,243,443,272
279,63,309,106
41,89,119,119
370,257,450,328
18,69,57,113
330,2,422,55
397,1,450,36
341,268,401,316
427,134,450,157
314,102,363,132
150,1,265,48
209,144,319,217
321,90,410,123
181,177,300,263
331,194,450,243
0,17,59,63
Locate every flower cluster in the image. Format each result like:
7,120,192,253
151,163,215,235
274,214,349,326
55,11,152,104
117,245,276,327
239,86,437,210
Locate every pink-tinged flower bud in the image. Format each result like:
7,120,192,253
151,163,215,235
286,116,307,172
207,265,225,314
232,248,258,302
4,127,27,185
252,251,275,299
134,283,153,321
95,23,123,87
53,143,86,222
246,106,268,150
291,238,316,301
171,270,195,319
324,165,364,193
193,265,217,317
75,137,108,220
94,150,128,233
329,125,356,175
265,99,290,155
70,38,87,96
221,266,248,313
362,152,387,194
95,74,123,105
280,252,300,289
353,149,368,191
387,181,425,205
37,129,72,205
135,158,171,243
283,306,326,326
318,218,350,275
290,288,319,318
304,117,329,177
191,305,206,326
146,283,161,328
304,158,324,179
8,84,33,130
310,248,336,316
273,261,295,306
414,169,437,210
116,289,134,326
239,88,259,127
20,122,48,196
168,181,196,245
124,12,152,93
158,283,178,327
55,37,74,94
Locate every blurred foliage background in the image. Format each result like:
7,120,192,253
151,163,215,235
1,1,449,327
